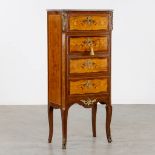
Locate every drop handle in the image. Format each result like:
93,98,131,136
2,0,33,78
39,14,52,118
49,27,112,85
90,46,95,56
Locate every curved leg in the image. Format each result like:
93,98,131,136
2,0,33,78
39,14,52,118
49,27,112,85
61,108,68,149
48,105,53,143
92,103,97,137
105,105,112,143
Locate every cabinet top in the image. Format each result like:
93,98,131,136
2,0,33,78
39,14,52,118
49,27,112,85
47,9,113,12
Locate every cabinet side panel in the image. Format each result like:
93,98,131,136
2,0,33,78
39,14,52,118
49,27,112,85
48,13,62,105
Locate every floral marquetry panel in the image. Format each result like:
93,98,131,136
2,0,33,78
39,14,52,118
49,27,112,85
70,58,108,74
69,78,108,95
69,37,108,52
69,15,109,31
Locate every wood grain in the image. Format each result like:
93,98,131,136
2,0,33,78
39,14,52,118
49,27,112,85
69,15,109,31
70,78,108,95
70,58,108,73
48,13,62,105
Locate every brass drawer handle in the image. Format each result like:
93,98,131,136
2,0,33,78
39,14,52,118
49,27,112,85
90,46,94,55
80,98,97,106
83,38,95,56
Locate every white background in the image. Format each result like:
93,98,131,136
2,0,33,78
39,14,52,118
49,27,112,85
0,0,155,105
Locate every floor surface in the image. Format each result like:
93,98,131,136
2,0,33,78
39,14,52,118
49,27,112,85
0,104,155,155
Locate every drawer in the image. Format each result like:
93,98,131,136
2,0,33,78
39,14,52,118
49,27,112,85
69,57,108,74
69,78,109,95
69,36,109,53
69,14,109,31
68,94,109,107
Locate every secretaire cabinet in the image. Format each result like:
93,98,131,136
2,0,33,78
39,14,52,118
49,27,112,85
47,10,113,149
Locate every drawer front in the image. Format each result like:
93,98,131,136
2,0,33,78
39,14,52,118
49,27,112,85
68,94,109,106
70,58,108,74
69,15,109,31
69,36,108,53
69,78,108,95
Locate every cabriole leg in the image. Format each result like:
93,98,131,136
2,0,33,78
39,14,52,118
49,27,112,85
92,103,97,137
48,105,53,143
61,108,68,149
105,104,112,143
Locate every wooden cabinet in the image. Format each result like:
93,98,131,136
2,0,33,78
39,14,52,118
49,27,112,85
47,10,113,149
